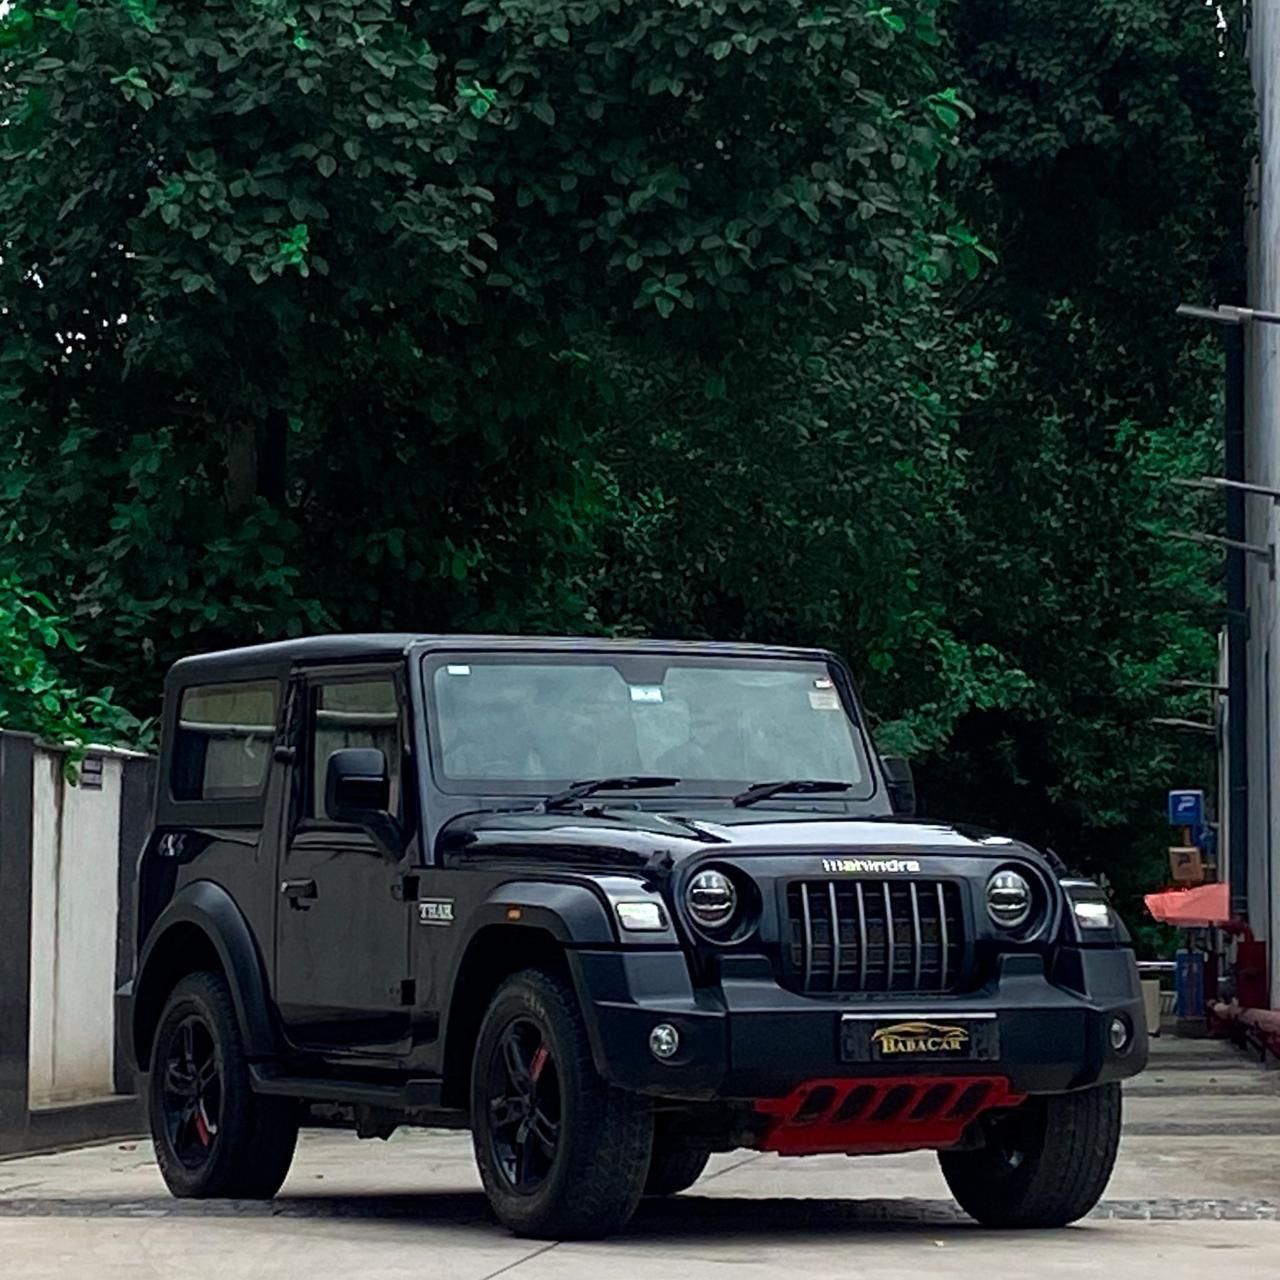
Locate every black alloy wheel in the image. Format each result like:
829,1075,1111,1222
159,1014,223,1169
148,970,299,1200
486,1017,563,1194
470,967,652,1239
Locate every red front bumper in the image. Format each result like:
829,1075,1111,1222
754,1075,1025,1156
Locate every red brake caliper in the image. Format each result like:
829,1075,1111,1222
194,1110,212,1147
529,1045,550,1085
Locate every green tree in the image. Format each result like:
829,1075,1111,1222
0,574,148,752
0,0,1256,933
2,0,990,718
924,0,1254,912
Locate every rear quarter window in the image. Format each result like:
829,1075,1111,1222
171,680,280,802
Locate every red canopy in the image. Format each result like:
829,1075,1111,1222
1144,882,1231,927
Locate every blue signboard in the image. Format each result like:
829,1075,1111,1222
1167,789,1205,827
1195,823,1216,859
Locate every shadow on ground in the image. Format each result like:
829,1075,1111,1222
1,1189,1271,1235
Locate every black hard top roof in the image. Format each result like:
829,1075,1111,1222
166,633,837,682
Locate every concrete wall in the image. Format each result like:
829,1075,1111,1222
27,748,128,1107
1244,0,1280,1007
0,732,153,1154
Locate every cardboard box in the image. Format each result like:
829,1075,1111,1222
1168,846,1205,885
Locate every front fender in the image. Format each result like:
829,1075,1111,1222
463,879,713,1093
466,878,619,944
129,880,277,1069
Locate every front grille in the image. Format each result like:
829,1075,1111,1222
784,879,965,994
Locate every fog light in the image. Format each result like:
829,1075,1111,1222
1109,1017,1130,1052
649,1023,680,1061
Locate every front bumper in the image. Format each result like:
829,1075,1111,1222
570,946,1148,1100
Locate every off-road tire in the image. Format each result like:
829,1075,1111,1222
149,970,299,1199
938,1083,1122,1228
644,1144,711,1197
471,967,653,1239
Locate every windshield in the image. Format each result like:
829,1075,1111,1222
424,653,874,800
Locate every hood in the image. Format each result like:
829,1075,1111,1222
437,805,1029,870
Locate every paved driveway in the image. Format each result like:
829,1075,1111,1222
2,1037,1278,1278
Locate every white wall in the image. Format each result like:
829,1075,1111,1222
27,748,125,1107
1245,0,1280,1007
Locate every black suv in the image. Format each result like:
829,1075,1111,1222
119,635,1146,1238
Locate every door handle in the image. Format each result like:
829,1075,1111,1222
281,879,318,909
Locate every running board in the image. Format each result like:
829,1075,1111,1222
249,1066,443,1110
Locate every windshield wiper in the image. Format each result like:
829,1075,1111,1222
732,779,853,808
539,775,681,813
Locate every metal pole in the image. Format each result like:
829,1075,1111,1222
1171,474,1280,501
1224,323,1250,920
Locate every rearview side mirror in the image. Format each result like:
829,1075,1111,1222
324,748,404,859
881,755,917,818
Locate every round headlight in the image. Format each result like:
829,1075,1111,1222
986,869,1032,929
687,869,737,931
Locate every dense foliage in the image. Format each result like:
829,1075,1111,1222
1,1,989,713
0,574,149,751
929,0,1253,915
0,1,1255,926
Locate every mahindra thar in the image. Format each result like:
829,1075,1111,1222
118,635,1146,1238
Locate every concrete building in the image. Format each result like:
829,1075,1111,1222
1235,0,1280,1010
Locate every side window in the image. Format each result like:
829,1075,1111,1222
172,680,279,802
310,677,402,819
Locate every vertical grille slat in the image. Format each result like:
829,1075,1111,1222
786,877,964,996
855,882,868,992
800,883,815,991
828,882,841,994
937,882,950,990
910,882,922,989
882,882,895,990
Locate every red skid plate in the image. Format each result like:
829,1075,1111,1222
754,1076,1024,1156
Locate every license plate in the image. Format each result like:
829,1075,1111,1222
840,1013,1000,1064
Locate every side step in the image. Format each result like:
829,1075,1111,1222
249,1066,443,1110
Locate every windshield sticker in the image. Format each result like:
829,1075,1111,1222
629,685,664,703
809,689,841,710
446,664,471,676
813,677,835,689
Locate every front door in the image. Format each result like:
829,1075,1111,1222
273,669,413,1056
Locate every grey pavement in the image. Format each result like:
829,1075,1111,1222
1,1035,1279,1277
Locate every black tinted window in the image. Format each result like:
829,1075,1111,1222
172,681,279,802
